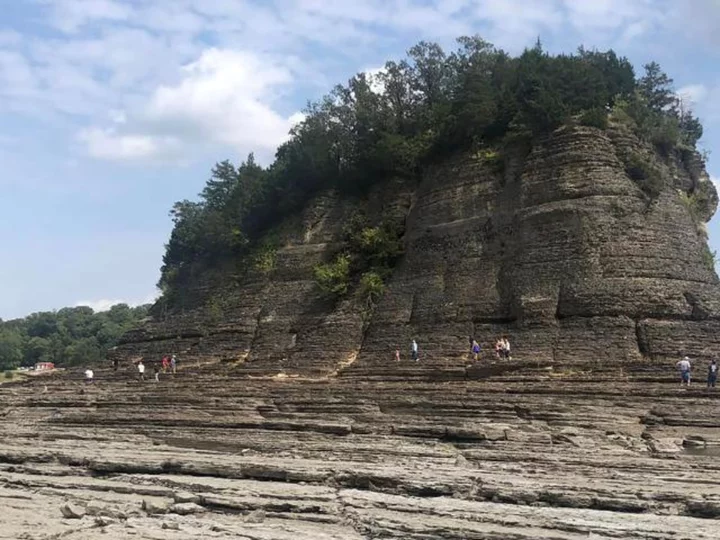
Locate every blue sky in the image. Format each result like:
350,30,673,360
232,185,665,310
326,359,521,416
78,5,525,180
2,0,720,320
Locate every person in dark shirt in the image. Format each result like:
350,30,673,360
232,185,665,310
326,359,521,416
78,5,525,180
708,359,718,388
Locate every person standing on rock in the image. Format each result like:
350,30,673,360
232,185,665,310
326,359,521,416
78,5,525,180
154,365,160,383
171,355,177,374
162,356,170,373
137,359,146,381
411,340,419,362
395,349,401,362
84,368,94,384
677,356,691,387
708,359,718,388
471,339,481,362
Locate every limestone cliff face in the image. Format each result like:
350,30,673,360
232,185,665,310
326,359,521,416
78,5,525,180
117,125,720,372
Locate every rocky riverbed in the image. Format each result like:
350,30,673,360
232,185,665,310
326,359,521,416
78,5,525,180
1,360,719,539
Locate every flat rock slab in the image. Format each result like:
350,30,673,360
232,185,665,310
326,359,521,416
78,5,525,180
2,371,720,539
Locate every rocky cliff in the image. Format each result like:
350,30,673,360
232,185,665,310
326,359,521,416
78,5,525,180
116,124,720,374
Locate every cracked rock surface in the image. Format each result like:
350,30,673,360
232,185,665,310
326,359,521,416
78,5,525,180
1,361,719,539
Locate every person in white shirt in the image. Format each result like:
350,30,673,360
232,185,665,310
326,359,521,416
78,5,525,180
138,359,146,381
411,340,419,362
84,368,94,384
676,356,691,386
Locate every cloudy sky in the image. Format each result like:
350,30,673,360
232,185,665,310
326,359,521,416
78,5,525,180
2,0,720,319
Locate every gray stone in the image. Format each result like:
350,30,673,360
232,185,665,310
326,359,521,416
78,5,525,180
648,438,683,454
173,491,201,504
85,501,107,516
169,502,206,515
142,499,169,515
60,503,85,519
245,509,266,524
94,516,116,527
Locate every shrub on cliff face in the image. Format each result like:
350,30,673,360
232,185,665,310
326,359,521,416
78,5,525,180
359,272,386,309
623,152,664,199
314,255,351,296
702,246,717,273
313,213,404,305
578,108,609,129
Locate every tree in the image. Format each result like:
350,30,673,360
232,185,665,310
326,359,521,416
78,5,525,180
0,303,150,368
638,62,676,113
0,329,23,370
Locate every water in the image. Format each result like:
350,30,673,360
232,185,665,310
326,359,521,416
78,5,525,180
683,445,720,457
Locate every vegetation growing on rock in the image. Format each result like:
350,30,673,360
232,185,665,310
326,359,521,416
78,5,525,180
313,211,404,308
158,36,705,305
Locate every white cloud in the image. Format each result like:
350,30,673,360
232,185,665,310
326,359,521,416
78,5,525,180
289,111,307,127
678,84,709,106
40,0,133,33
80,48,297,162
78,127,180,161
75,293,157,312
562,0,652,31
364,67,387,94
470,0,564,47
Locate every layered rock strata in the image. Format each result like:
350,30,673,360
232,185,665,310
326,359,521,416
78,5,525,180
1,364,719,539
115,125,720,374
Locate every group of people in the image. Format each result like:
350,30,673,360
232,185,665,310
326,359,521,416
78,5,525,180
471,336,511,361
394,337,513,363
83,354,178,384
676,356,718,388
136,354,177,381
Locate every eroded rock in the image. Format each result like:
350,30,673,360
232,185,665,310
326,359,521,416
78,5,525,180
169,502,206,515
60,502,85,519
142,499,169,515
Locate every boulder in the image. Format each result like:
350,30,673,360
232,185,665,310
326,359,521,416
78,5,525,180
85,501,107,516
648,438,683,454
173,491,201,504
245,509,266,524
142,499,169,515
60,503,85,519
170,502,206,515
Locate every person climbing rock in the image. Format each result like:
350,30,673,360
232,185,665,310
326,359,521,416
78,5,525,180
162,356,170,373
137,359,146,381
112,358,118,372
84,368,94,384
471,339,481,362
494,338,503,359
411,340,419,362
395,349,400,362
154,366,160,383
170,355,177,374
677,356,691,387
708,359,718,388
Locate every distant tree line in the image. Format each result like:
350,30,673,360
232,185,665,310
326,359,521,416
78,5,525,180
0,304,150,371
159,36,704,304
